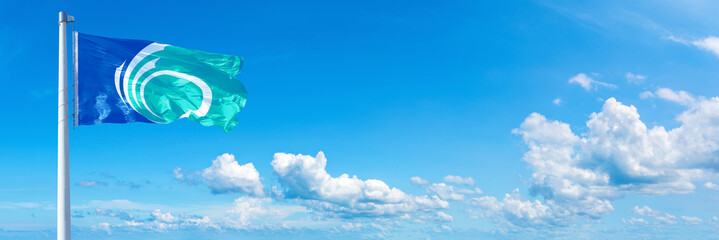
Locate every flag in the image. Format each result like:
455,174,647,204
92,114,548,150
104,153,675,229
75,32,247,133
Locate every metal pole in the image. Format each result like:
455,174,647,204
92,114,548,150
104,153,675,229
58,11,71,240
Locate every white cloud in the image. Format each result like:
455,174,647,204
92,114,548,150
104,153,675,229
693,36,719,58
88,206,220,232
201,153,265,196
666,35,689,45
410,176,429,185
703,182,719,190
271,152,449,218
632,206,677,225
93,222,111,234
553,98,561,105
0,201,53,210
77,180,108,187
124,220,144,227
423,183,483,201
626,72,646,84
419,211,454,223
622,217,648,226
339,222,362,231
569,73,616,91
173,167,184,181
639,91,655,99
151,209,178,223
470,189,560,228
224,196,271,229
655,88,696,106
93,208,135,221
443,175,474,185
489,93,719,227
681,216,703,225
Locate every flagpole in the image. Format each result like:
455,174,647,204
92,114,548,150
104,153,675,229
58,11,71,240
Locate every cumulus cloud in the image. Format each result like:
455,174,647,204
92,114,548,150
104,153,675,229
626,72,646,84
443,175,475,185
553,98,561,105
470,189,560,228
151,209,178,223
693,36,719,58
271,152,449,218
224,196,272,229
569,73,616,91
201,153,265,196
477,92,719,228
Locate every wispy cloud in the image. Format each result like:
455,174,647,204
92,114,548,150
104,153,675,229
625,72,646,84
667,35,719,58
443,175,475,185
77,180,108,187
568,73,616,91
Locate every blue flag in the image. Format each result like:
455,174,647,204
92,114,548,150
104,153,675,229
74,32,248,132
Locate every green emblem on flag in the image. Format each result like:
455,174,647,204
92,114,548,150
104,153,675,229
115,43,247,132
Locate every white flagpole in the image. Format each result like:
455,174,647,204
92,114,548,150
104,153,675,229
58,11,71,240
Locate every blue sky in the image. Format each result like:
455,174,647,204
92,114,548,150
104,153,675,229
2,0,719,239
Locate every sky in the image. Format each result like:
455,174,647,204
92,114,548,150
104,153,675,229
2,0,719,239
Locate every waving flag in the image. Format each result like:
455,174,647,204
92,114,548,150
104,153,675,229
75,32,247,132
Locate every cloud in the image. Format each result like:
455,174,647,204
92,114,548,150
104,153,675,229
443,175,475,185
693,36,719,58
224,197,271,229
681,216,703,225
639,91,655,99
626,72,646,84
93,222,112,234
84,207,220,232
92,208,135,221
470,189,561,228
271,152,449,218
201,153,265,196
484,92,719,227
668,36,719,58
568,73,616,91
553,98,561,105
703,182,719,190
410,176,429,185
419,211,454,223
665,35,689,45
424,183,483,201
622,217,648,226
632,206,677,225
77,180,108,187
151,209,178,223
655,88,696,106
0,201,56,212
223,197,307,230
